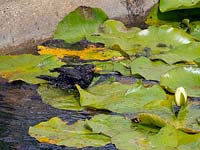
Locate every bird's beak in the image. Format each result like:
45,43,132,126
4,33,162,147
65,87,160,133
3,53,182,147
94,67,102,73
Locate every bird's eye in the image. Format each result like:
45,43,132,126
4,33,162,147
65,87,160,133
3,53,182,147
131,118,141,123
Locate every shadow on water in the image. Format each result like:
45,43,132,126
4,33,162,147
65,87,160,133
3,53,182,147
0,79,116,150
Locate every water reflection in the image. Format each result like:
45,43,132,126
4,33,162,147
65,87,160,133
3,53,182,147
0,80,115,150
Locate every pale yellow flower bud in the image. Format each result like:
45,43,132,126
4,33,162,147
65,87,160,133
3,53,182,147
175,87,187,107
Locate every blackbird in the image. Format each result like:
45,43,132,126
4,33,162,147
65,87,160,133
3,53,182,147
38,64,96,89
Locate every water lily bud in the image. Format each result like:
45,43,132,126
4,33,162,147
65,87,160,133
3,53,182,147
175,87,187,107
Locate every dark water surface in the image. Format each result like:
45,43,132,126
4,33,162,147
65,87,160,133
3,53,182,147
0,79,115,150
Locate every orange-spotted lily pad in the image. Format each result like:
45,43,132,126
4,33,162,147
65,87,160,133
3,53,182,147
0,54,64,84
29,117,110,148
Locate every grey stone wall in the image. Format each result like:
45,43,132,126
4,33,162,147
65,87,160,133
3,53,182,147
0,0,158,54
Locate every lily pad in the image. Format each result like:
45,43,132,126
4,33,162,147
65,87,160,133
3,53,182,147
178,142,200,150
29,117,110,148
0,54,64,84
38,45,122,61
37,84,83,111
160,66,200,97
153,42,200,64
131,25,194,53
176,103,200,133
53,9,195,56
29,115,200,149
160,0,200,12
77,82,166,113
130,57,173,81
135,97,200,133
194,57,200,66
190,21,200,40
88,21,194,55
86,114,133,137
92,59,132,76
149,125,200,149
53,6,108,43
87,20,140,52
145,4,180,27
113,125,200,150
145,4,200,40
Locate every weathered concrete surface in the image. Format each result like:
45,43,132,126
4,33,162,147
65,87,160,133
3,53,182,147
0,0,158,54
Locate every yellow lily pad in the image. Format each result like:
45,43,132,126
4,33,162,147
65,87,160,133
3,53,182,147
38,45,123,61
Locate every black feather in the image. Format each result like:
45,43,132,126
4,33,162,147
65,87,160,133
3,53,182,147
37,64,96,89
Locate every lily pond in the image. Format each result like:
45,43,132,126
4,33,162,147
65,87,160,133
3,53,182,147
1,0,200,149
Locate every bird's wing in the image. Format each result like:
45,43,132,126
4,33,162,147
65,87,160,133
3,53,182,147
51,67,82,80
37,75,57,82
63,70,82,80
50,67,70,73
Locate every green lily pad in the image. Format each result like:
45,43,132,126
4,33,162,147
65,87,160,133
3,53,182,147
29,117,110,148
178,142,200,150
113,125,200,150
190,21,200,40
149,125,200,149
160,0,200,12
53,6,108,43
136,98,200,133
30,114,200,149
92,59,132,76
87,20,140,52
130,57,173,81
86,114,133,137
53,8,195,55
194,57,200,66
86,115,159,150
0,54,64,84
87,21,194,55
176,103,200,133
134,98,174,128
160,66,200,97
153,42,200,64
37,84,83,111
77,82,166,113
131,25,194,53
145,4,200,40
112,129,152,150
145,4,180,27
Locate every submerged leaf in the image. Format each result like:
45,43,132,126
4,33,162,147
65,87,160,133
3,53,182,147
53,6,108,43
37,84,83,110
29,117,110,148
0,54,64,84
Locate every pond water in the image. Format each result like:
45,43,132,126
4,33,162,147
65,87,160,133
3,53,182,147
0,78,116,150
